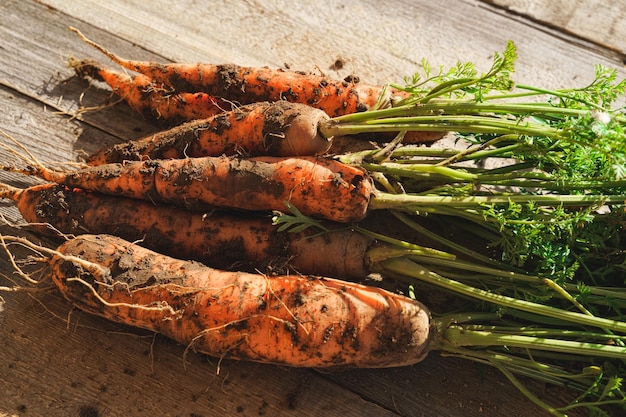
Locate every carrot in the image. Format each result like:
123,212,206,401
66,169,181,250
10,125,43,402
70,56,439,147
70,27,408,118
5,154,372,223
69,57,228,124
71,56,439,147
0,182,374,279
87,101,333,164
14,233,431,367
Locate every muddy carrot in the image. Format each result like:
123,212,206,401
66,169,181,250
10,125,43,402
70,27,410,118
6,155,372,223
69,57,228,124
70,56,438,146
30,233,432,368
87,101,332,164
0,182,374,279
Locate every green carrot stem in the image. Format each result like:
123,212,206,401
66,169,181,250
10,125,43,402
360,162,477,181
408,255,539,283
409,255,626,308
359,160,626,190
443,326,626,359
383,257,626,333
438,345,594,390
542,278,594,316
461,325,626,341
321,115,563,138
390,211,504,268
557,399,626,413
491,361,567,417
353,227,456,263
337,143,521,163
515,84,606,112
370,192,621,211
413,101,603,118
328,100,587,123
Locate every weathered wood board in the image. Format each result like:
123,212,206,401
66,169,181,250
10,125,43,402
487,0,626,57
1,1,625,416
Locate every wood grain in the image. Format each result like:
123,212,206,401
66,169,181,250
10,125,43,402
0,0,623,416
486,0,626,58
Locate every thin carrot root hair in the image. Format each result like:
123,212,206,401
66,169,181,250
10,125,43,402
69,27,131,70
0,204,77,242
0,129,45,169
66,275,182,318
0,234,92,275
63,63,127,117
0,233,61,292
0,128,86,177
0,233,181,317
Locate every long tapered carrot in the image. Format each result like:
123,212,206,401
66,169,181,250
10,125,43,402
69,57,228,124
87,101,333,164
33,233,431,368
5,155,372,223
69,27,408,118
0,182,374,279
72,57,438,150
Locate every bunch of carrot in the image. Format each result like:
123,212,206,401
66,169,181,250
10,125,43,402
2,28,626,416
0,28,444,371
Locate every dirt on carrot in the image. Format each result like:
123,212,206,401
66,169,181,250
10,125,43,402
0,182,375,279
69,57,228,124
87,101,333,164
70,27,411,118
39,233,432,368
8,155,372,223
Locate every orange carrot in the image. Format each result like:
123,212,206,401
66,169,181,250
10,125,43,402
87,101,332,164
0,182,374,279
70,27,408,118
8,156,372,223
41,233,432,367
69,57,228,124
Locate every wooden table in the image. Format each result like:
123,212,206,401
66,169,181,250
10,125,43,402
1,1,624,416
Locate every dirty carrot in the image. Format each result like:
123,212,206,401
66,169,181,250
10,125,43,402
69,57,228,124
4,154,372,223
0,182,375,279
16,233,433,368
69,29,443,144
70,27,409,118
5,232,626,385
87,101,333,164
72,55,437,147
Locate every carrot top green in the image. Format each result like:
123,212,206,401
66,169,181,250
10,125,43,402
275,41,626,416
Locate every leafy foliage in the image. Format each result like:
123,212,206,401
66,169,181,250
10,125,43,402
296,41,626,415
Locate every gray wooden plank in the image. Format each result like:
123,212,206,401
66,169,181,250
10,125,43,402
319,357,572,417
485,0,626,58
0,0,160,143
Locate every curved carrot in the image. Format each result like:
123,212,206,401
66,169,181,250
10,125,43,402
69,58,227,124
87,101,332,164
47,234,432,367
70,27,408,118
0,182,373,279
10,156,372,223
